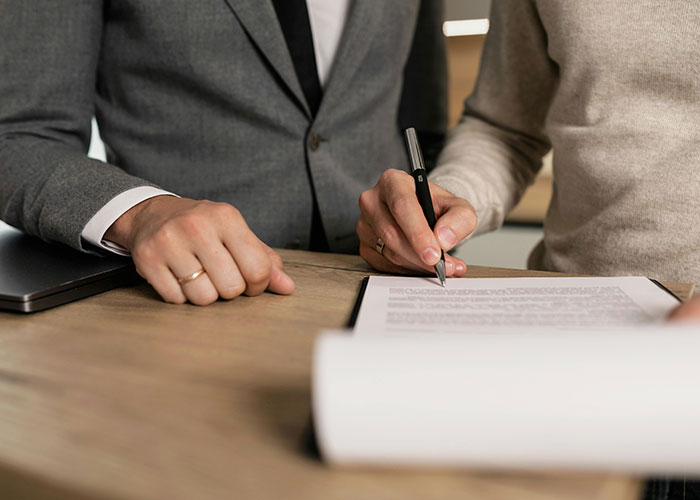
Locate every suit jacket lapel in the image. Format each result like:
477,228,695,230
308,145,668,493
316,0,382,120
222,0,312,118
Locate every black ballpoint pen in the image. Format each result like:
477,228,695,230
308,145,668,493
404,127,447,287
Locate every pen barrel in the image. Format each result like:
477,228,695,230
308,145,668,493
411,168,437,229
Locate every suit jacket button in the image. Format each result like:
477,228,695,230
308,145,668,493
309,132,321,151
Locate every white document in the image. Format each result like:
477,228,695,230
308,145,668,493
313,327,700,474
353,276,680,335
313,275,698,473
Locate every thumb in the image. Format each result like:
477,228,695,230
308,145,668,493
433,193,477,251
267,266,296,295
263,245,296,295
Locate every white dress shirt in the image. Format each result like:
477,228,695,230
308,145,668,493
82,0,352,255
307,0,352,88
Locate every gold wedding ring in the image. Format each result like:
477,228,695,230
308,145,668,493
375,237,386,257
178,268,206,284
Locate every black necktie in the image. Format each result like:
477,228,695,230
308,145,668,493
271,0,329,251
271,0,323,117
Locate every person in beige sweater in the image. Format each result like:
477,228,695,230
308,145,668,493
357,0,699,285
357,2,699,496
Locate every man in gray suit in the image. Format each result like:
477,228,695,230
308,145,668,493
0,1,448,305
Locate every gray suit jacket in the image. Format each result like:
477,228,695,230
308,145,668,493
0,0,446,254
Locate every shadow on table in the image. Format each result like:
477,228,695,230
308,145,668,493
251,384,321,462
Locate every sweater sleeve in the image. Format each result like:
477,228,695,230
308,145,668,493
429,0,557,235
0,2,159,252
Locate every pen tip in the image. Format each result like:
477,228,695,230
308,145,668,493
435,260,447,288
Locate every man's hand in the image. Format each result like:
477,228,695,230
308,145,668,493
668,296,700,322
105,196,295,305
357,169,477,276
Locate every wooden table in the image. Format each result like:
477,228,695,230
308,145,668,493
0,250,693,500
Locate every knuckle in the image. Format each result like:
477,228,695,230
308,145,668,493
216,203,241,221
378,170,395,190
358,190,372,212
190,289,219,306
246,261,272,287
154,224,179,246
380,168,402,185
378,170,391,187
456,198,476,214
177,213,203,238
133,263,147,280
132,242,157,265
219,282,246,300
244,286,265,297
388,194,413,216
386,169,414,190
246,270,270,287
455,205,478,235
154,284,185,304
166,293,187,305
456,197,475,211
466,213,478,235
378,169,392,184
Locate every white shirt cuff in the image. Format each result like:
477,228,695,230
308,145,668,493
81,186,178,256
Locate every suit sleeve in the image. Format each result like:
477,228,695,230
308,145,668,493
0,1,159,252
429,0,556,235
398,0,448,171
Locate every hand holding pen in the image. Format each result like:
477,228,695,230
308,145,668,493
405,128,447,286
356,128,477,280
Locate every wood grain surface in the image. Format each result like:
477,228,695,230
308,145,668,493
0,250,690,500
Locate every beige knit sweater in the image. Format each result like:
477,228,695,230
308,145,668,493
431,0,700,285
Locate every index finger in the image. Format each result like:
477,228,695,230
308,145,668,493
217,208,273,297
379,170,442,266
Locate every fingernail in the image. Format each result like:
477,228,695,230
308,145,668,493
446,260,455,275
456,261,466,274
422,247,440,265
437,226,457,248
